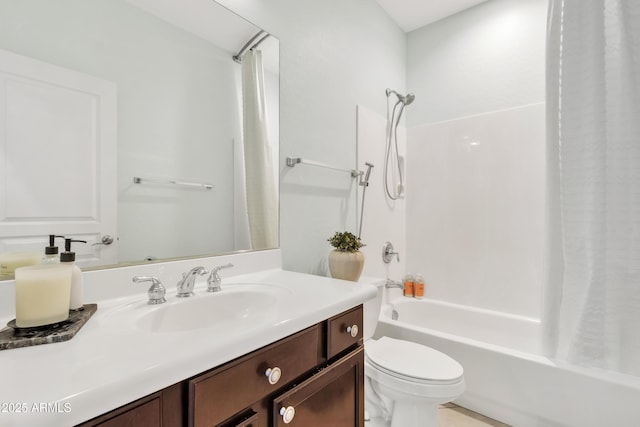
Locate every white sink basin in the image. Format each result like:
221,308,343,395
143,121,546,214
135,284,289,333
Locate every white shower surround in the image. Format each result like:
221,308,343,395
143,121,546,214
375,296,640,426
407,103,545,318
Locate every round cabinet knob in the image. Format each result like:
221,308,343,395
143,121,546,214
265,367,282,385
279,406,295,424
346,325,359,338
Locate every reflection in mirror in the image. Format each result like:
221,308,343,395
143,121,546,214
0,0,279,278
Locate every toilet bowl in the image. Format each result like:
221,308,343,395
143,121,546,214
362,279,465,427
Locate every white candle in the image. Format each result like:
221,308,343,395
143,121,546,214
0,251,41,276
15,264,73,328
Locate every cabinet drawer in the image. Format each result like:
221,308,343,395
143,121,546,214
272,346,364,427
219,410,259,427
327,305,363,358
189,324,322,427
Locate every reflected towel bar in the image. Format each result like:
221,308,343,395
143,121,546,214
286,157,361,178
133,177,214,190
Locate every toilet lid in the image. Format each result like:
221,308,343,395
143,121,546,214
365,337,463,384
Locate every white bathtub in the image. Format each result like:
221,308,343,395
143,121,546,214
374,297,640,427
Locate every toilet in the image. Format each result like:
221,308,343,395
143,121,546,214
363,279,465,427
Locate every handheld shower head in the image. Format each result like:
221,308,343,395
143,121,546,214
384,88,414,201
403,93,415,105
358,161,375,239
360,162,374,187
386,88,416,105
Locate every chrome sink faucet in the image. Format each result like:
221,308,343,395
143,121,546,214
176,266,208,297
207,263,234,292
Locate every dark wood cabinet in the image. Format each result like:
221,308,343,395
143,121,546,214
77,305,364,427
272,347,364,427
78,383,184,427
190,324,323,427
327,305,364,359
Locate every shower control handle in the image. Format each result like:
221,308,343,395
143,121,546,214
382,241,400,264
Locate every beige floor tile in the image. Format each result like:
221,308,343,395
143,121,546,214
439,404,511,427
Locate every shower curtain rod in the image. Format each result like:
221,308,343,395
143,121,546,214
233,30,270,63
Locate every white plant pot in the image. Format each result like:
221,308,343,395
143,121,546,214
328,250,365,282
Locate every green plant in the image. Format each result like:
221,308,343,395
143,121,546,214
327,231,363,253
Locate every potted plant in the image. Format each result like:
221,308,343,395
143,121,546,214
327,231,365,282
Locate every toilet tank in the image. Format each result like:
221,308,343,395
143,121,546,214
361,278,385,341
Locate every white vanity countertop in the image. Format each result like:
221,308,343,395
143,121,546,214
0,268,378,427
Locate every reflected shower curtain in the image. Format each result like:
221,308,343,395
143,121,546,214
241,49,278,249
544,0,640,376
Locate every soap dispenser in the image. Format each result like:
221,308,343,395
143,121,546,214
42,235,65,264
61,238,87,311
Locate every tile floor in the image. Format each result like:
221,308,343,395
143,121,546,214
439,403,510,427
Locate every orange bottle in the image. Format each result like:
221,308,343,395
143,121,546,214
403,274,414,297
414,274,425,299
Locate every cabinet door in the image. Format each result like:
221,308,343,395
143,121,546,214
272,347,364,427
327,305,363,359
78,394,161,427
77,383,183,427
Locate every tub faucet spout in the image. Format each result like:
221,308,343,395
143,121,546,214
385,279,403,289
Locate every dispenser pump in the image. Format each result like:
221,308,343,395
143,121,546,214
61,238,87,311
60,238,87,263
45,235,65,255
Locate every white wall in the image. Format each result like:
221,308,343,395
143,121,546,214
406,0,548,318
407,0,547,125
217,0,407,275
408,104,545,317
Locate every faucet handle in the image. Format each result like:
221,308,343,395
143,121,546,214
207,263,234,292
133,276,166,305
382,242,400,264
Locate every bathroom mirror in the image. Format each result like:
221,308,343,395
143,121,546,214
0,0,279,277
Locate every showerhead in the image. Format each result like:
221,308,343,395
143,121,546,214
386,88,416,105
363,162,374,182
403,93,415,105
360,162,374,187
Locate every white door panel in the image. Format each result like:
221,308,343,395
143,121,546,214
0,49,117,267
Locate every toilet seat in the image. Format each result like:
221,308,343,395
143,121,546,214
365,336,464,385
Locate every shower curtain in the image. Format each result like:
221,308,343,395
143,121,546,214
544,0,640,376
241,49,278,249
